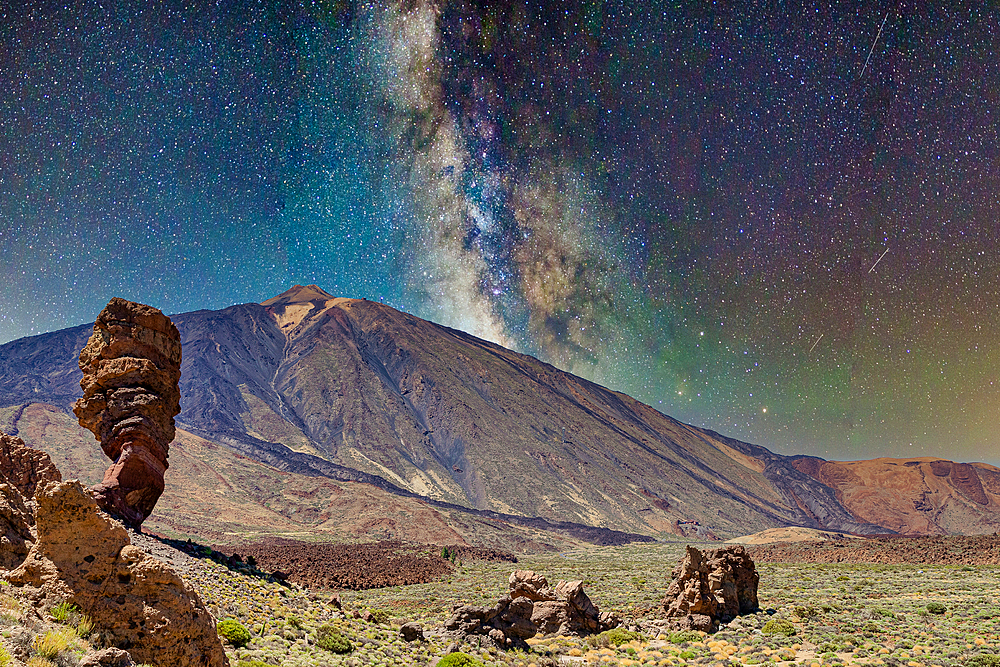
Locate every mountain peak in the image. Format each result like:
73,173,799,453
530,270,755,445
261,284,336,307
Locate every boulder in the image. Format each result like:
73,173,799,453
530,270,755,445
79,647,137,667
73,297,181,528
6,480,228,667
399,622,424,642
0,432,62,570
661,545,760,632
442,570,618,650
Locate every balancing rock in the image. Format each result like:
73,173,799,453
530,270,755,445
73,297,181,527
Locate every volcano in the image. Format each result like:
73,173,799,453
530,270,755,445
2,285,998,543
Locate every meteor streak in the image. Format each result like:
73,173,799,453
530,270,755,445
869,247,890,273
859,10,890,80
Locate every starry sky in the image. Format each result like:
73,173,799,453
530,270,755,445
2,0,999,464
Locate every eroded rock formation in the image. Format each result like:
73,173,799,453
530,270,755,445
73,297,181,527
443,570,618,650
661,545,759,632
0,432,62,570
6,480,227,667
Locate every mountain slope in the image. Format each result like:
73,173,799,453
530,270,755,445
2,285,998,539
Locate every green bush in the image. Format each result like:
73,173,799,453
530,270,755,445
584,628,643,647
966,656,1000,667
926,602,946,614
51,601,77,623
679,649,699,659
668,630,702,644
762,618,796,636
217,618,251,648
436,653,485,667
316,624,353,654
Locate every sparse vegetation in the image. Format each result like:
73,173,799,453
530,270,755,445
6,537,1000,667
216,618,251,648
668,629,702,644
436,652,485,667
762,617,796,636
927,601,947,614
315,623,353,653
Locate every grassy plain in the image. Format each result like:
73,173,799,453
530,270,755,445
173,541,1000,667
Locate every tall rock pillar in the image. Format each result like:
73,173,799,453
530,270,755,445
73,297,181,528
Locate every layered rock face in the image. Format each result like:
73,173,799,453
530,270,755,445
6,480,227,667
661,545,759,632
443,570,618,649
0,432,62,569
73,297,181,527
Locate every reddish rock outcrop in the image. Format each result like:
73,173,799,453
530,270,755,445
1,432,62,570
73,297,181,527
661,545,759,632
443,570,618,650
6,480,227,667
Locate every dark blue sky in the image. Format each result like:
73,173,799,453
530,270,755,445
2,0,998,463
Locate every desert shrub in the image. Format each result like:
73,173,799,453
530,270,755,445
76,613,94,638
26,658,55,667
926,602,946,614
436,653,485,667
966,656,1000,667
667,630,702,644
0,645,11,667
795,605,819,618
586,628,642,647
679,649,699,659
50,601,77,623
316,624,353,654
32,627,76,659
365,608,392,624
285,613,302,628
217,618,251,648
236,662,272,667
762,618,796,636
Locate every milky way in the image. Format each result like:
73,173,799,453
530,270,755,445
1,1,998,463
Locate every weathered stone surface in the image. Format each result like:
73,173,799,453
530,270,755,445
443,570,618,650
661,545,759,632
400,622,424,642
73,297,181,527
0,481,34,570
0,431,63,499
79,647,137,667
0,432,62,570
6,480,227,667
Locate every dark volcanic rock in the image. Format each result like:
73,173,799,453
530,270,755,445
400,622,424,642
661,545,759,632
443,570,618,650
73,298,181,528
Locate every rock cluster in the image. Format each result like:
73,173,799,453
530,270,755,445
661,545,759,632
73,297,182,528
5,479,227,667
0,432,62,569
443,570,619,650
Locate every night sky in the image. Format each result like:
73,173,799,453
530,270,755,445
2,1,998,464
